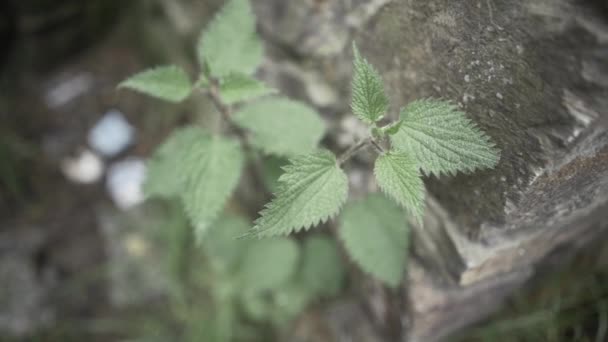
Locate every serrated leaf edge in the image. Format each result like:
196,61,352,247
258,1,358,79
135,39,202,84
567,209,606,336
246,151,348,238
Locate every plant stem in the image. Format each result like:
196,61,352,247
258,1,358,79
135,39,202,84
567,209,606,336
370,139,385,153
207,81,272,202
337,138,371,165
207,83,236,131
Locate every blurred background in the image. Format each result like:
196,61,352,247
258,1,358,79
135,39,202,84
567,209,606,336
0,1,358,341
2,0,608,341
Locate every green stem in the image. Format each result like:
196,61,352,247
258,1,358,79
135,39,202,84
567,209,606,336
207,81,272,202
337,138,371,166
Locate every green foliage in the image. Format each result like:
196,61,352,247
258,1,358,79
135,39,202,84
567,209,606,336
240,235,345,324
136,211,348,342
261,156,288,192
374,152,425,221
339,194,409,287
119,65,192,102
144,127,202,198
241,291,272,321
233,98,326,156
219,73,276,105
299,236,345,297
202,215,250,272
123,0,502,332
391,99,500,176
241,283,311,324
380,119,403,136
144,127,244,238
238,238,299,292
351,43,389,124
249,150,348,238
197,0,262,78
270,284,312,322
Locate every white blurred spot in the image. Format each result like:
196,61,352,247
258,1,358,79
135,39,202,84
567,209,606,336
61,149,104,184
88,110,135,157
45,73,93,108
106,158,146,210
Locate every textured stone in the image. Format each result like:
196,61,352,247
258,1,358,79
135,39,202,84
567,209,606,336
252,0,608,340
356,1,608,340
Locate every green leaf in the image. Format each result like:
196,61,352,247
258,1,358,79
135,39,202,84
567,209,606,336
299,236,345,297
249,150,348,238
241,292,272,321
380,119,403,136
233,98,326,156
391,99,500,176
238,238,299,292
261,156,288,193
144,127,244,237
374,152,425,221
339,194,409,287
202,215,251,272
119,65,192,103
351,43,389,124
144,127,201,198
271,284,312,322
195,73,210,89
243,283,312,324
198,0,262,78
219,73,275,104
182,139,244,238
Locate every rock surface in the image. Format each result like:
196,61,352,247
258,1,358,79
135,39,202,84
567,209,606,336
251,0,608,340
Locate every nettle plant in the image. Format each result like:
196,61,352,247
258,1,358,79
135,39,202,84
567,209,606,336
120,0,500,288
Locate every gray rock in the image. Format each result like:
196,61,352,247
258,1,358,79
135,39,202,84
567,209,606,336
131,1,608,340
251,0,608,340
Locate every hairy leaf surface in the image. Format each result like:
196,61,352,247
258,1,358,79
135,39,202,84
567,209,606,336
219,73,275,104
339,194,409,287
145,127,203,198
198,0,262,77
249,150,348,237
119,65,192,102
391,99,500,176
233,98,325,156
238,238,299,292
374,152,425,221
144,127,244,237
351,43,389,124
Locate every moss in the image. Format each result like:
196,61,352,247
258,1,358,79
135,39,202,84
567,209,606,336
356,0,592,235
